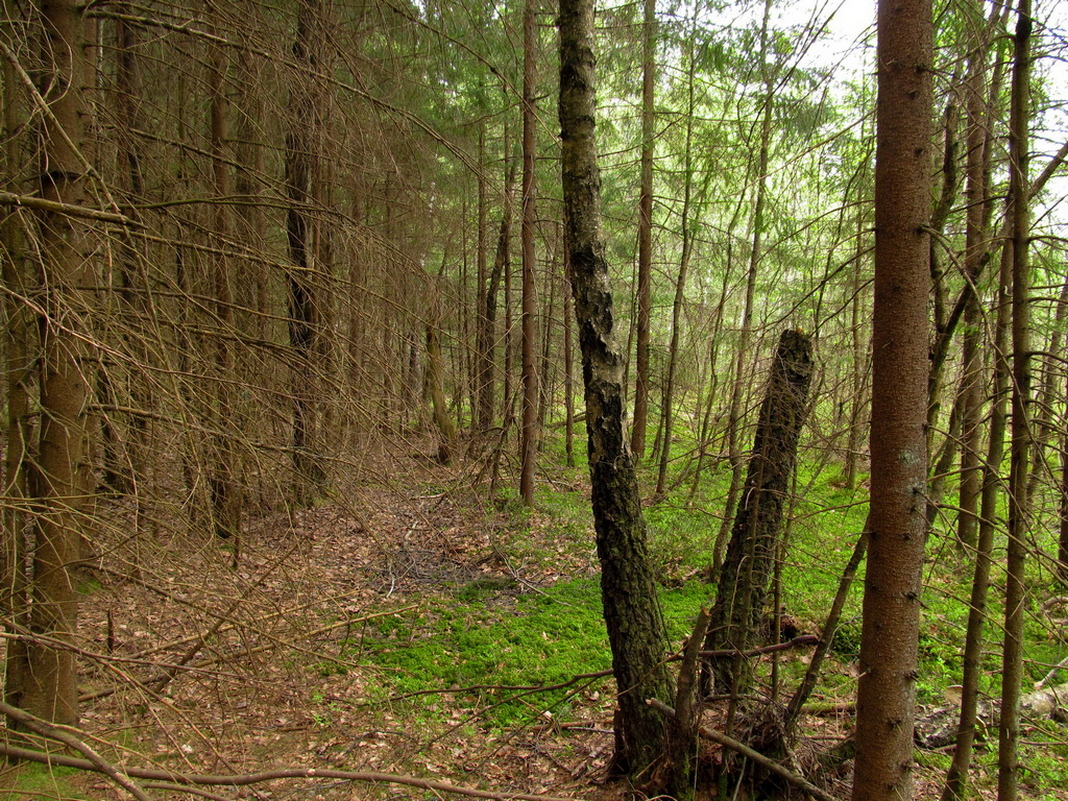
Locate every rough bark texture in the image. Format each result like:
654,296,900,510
630,0,654,460
2,0,32,725
654,13,695,499
559,0,672,777
942,9,998,797
21,0,97,725
713,0,773,575
208,41,241,543
1060,382,1068,584
852,0,933,798
704,330,813,696
519,0,539,505
999,5,1032,800
285,0,330,502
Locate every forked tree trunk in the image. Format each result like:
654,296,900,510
851,0,933,798
941,15,1002,788
703,330,813,696
559,0,672,777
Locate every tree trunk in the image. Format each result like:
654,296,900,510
426,279,457,464
2,3,32,724
1059,370,1068,584
475,125,492,431
104,5,148,498
943,225,1013,801
851,0,933,799
207,38,241,544
1024,278,1068,507
714,0,774,574
21,0,98,725
654,14,694,500
559,0,672,777
999,5,1033,799
563,218,575,468
519,0,539,505
479,152,515,444
703,330,813,697
286,0,330,502
954,8,998,553
630,0,655,461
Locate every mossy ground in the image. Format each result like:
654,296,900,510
347,422,1068,798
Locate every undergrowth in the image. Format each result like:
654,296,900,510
363,575,709,728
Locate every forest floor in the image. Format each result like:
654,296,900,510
0,434,1060,800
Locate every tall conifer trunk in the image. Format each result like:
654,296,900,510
852,0,933,797
519,0,539,505
286,0,330,502
999,4,1033,798
2,0,32,724
630,0,654,460
21,0,98,725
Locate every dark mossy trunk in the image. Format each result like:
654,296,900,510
703,330,813,696
559,0,672,778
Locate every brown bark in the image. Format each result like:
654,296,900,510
1,0,32,725
954,7,999,553
559,0,672,777
1060,373,1068,584
851,0,933,798
714,0,774,574
21,0,99,725
207,37,240,544
703,330,813,697
630,0,655,460
654,15,694,500
999,5,1033,799
519,0,539,505
475,126,493,431
942,13,1001,796
285,0,331,502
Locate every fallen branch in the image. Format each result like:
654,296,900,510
697,634,819,660
1035,656,1068,691
915,681,1068,749
0,742,578,801
647,698,841,801
0,701,154,801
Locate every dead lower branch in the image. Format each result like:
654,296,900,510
0,741,581,801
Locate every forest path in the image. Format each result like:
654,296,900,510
61,446,621,801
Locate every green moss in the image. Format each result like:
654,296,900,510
0,764,91,800
364,576,709,727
